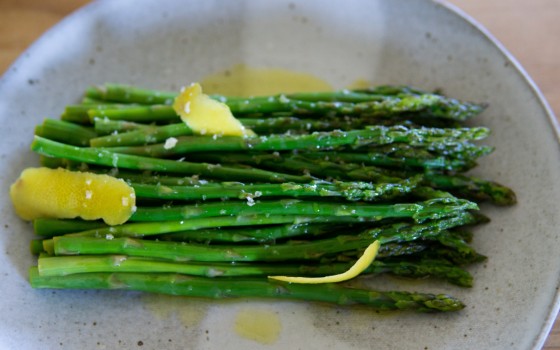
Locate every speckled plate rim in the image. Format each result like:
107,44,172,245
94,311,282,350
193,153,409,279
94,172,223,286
433,2,560,348
1,1,559,349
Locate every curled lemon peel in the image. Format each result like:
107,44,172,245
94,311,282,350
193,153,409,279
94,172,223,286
268,240,380,284
173,82,255,137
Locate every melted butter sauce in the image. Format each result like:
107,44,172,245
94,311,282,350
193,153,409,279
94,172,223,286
141,294,208,328
201,64,333,97
233,308,282,345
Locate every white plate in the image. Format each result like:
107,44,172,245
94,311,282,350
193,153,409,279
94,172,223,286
1,0,559,349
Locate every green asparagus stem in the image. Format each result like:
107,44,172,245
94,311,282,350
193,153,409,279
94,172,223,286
87,84,483,121
130,176,422,202
157,223,340,243
30,240,45,255
187,151,404,183
60,215,378,238
88,105,180,124
36,254,471,287
431,230,483,261
424,173,517,205
34,220,343,244
418,245,487,266
29,268,465,312
362,211,477,244
91,116,380,147
61,104,139,124
35,119,97,147
375,258,473,287
105,126,490,158
130,197,477,223
51,213,475,262
93,118,150,135
31,136,312,183
188,150,512,205
86,84,176,105
50,235,378,262
90,123,193,147
34,218,107,238
38,159,210,187
298,150,475,172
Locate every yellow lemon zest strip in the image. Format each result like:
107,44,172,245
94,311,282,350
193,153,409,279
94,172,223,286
173,82,255,137
268,240,380,284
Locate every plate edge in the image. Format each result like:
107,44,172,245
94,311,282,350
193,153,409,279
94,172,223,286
436,1,560,349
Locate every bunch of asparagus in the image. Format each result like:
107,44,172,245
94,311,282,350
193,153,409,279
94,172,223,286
29,83,516,312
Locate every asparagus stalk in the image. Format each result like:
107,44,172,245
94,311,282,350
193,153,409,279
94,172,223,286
93,118,150,135
88,105,179,124
51,212,475,261
29,268,465,312
430,230,485,263
36,254,472,287
292,150,476,172
187,151,405,183
38,158,210,187
424,173,517,205
157,222,341,243
33,220,344,243
86,84,176,105
58,215,379,238
105,126,490,158
34,218,107,238
85,84,427,105
50,235,380,262
188,150,513,205
130,197,477,223
61,104,139,124
87,84,483,121
35,119,97,147
31,136,312,183
91,116,379,147
90,122,193,147
130,176,422,202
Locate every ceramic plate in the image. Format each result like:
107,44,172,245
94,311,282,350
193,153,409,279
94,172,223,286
1,0,559,349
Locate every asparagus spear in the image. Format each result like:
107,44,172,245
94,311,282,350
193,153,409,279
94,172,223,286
105,126,490,158
36,254,472,287
61,104,139,124
90,122,193,147
88,105,179,124
130,197,477,223
86,84,176,105
90,116,378,147
57,215,379,238
31,136,312,183
424,173,517,205
33,218,107,238
35,119,97,147
93,118,150,135
86,84,483,121
157,222,341,243
85,84,427,105
38,157,210,187
189,150,514,205
33,220,346,243
51,212,475,261
276,150,475,172
130,176,422,202
29,268,465,312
